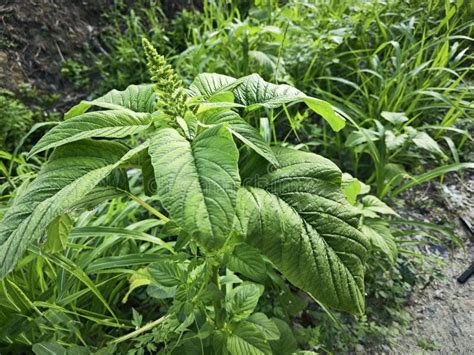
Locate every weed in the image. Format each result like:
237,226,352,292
0,40,379,353
0,89,34,150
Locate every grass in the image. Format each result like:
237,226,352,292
0,186,170,348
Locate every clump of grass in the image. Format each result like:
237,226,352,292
0,89,33,150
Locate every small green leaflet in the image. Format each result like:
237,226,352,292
381,111,409,125
44,214,73,253
412,131,446,157
225,282,264,321
122,268,151,303
148,259,189,287
225,244,266,281
247,313,280,340
227,321,272,355
362,222,397,262
361,195,398,217
269,319,298,355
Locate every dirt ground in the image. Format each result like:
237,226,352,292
0,1,103,88
0,0,203,111
393,175,474,354
395,237,473,353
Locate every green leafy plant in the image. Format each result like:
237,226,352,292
0,89,34,150
61,59,92,91
0,185,170,349
344,112,473,198
0,39,371,352
95,0,172,94
155,0,474,201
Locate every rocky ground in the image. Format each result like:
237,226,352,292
394,174,474,354
395,237,473,353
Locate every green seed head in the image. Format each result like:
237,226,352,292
142,38,187,119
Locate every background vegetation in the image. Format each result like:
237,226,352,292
0,0,472,353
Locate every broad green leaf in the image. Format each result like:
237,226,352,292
381,111,409,125
227,321,272,355
362,222,397,262
65,84,156,119
32,342,68,355
233,74,303,109
225,244,266,281
189,73,346,131
361,195,398,217
0,140,147,278
122,268,151,303
247,313,280,340
236,147,369,314
149,126,240,250
91,84,156,112
188,73,238,98
30,109,152,156
44,214,73,253
148,259,188,287
200,109,279,166
225,282,264,321
412,131,446,157
269,318,298,355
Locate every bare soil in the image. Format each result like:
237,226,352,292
395,237,473,353
0,0,109,107
0,0,201,109
393,174,474,354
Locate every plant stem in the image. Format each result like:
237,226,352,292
110,315,170,344
122,190,170,223
212,264,224,329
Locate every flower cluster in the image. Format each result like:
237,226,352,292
142,38,187,119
